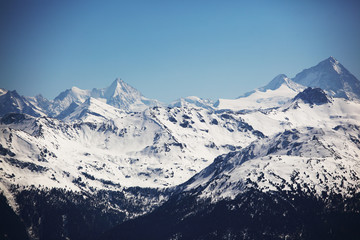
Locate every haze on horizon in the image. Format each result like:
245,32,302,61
1,0,360,103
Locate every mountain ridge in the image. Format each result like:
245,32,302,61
1,56,359,118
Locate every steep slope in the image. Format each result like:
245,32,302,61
292,87,331,105
0,90,44,117
63,97,124,122
251,74,304,93
49,87,91,117
26,94,53,114
293,56,360,99
92,78,161,111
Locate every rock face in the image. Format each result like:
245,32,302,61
293,87,331,105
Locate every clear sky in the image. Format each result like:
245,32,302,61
1,0,360,103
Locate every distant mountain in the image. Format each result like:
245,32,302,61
215,74,305,111
169,96,214,110
242,74,304,96
0,90,44,117
55,102,80,120
216,57,360,111
293,56,360,100
26,94,53,114
91,78,161,111
49,86,91,117
63,97,124,122
48,78,161,118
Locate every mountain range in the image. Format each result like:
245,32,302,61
1,57,360,240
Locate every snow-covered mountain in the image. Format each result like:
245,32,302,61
0,108,263,192
1,57,360,240
48,78,161,117
293,56,360,100
102,93,360,240
49,86,92,117
0,88,8,96
215,74,305,111
169,96,214,110
216,57,360,111
63,97,124,122
26,94,53,114
247,74,304,94
90,78,161,111
2,56,358,118
0,79,161,118
0,90,44,117
184,125,360,201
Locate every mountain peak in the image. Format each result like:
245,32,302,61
257,74,304,93
0,89,42,117
292,57,360,99
115,77,124,83
109,78,124,89
320,56,342,74
327,56,338,62
0,88,8,96
276,73,288,79
105,78,142,99
313,56,342,72
259,74,288,91
108,78,121,91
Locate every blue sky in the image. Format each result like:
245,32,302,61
1,0,360,103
